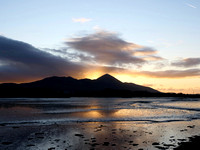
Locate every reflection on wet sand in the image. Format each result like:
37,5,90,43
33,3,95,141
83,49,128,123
1,121,200,150
157,101,200,109
0,97,200,150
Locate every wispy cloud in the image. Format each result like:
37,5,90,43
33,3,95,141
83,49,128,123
171,58,200,67
140,69,200,78
185,3,197,9
72,18,92,23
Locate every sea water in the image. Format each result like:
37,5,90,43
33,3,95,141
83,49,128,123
1,97,200,124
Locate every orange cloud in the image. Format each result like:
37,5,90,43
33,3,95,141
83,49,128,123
130,69,200,78
72,18,92,23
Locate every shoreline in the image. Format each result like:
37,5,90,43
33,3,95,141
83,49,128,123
1,97,200,149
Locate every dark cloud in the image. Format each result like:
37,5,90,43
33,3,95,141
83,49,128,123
0,36,85,82
44,48,95,63
171,58,200,67
66,31,160,66
133,47,158,56
141,69,200,78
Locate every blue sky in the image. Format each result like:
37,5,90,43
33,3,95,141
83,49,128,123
0,0,200,93
1,0,199,58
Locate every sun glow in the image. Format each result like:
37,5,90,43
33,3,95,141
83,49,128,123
84,71,200,94
83,71,105,79
82,111,102,118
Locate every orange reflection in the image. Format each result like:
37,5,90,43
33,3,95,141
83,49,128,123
113,108,191,118
73,110,103,118
84,111,103,118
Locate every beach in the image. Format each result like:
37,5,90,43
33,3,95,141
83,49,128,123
1,97,200,150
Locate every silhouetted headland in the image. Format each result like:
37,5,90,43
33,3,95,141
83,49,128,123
0,74,199,98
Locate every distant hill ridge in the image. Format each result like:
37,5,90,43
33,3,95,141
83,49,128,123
0,74,161,97
24,74,159,93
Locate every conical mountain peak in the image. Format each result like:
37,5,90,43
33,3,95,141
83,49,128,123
96,74,121,83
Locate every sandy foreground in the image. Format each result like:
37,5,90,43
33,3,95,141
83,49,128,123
1,97,200,149
0,120,200,150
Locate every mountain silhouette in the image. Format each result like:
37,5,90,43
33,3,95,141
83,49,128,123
27,74,158,92
0,74,161,97
0,74,199,98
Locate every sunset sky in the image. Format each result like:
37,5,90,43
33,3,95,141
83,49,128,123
0,0,200,94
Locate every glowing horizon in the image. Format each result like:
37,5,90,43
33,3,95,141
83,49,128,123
1,71,198,94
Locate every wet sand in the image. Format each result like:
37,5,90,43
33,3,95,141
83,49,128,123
1,97,200,149
1,121,200,150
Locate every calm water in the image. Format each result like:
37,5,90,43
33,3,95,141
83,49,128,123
1,97,200,150
0,97,200,124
